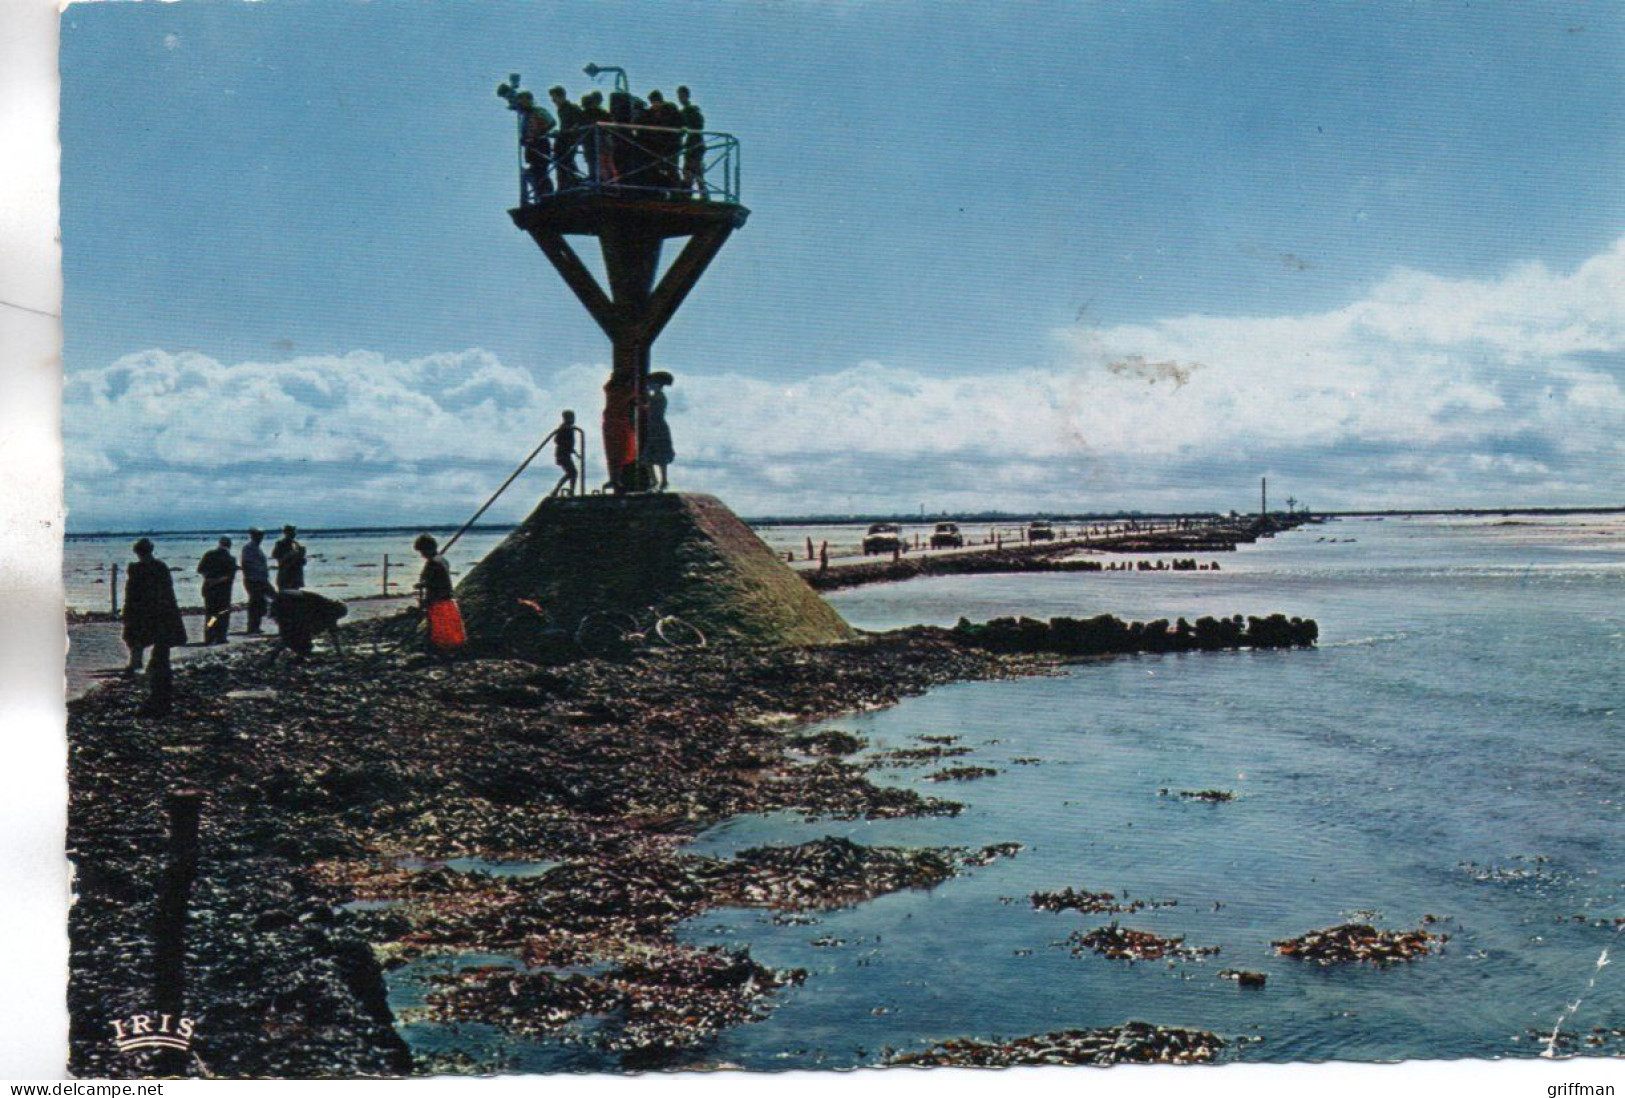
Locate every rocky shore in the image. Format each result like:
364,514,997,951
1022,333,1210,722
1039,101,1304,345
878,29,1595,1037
67,611,1317,1077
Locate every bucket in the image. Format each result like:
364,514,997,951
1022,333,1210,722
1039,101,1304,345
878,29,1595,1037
427,599,467,650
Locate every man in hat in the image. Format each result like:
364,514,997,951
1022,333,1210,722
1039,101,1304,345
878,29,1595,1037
272,524,306,592
121,538,188,716
196,536,238,645
240,527,272,634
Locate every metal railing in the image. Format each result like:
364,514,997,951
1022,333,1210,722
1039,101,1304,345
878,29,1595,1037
515,121,742,207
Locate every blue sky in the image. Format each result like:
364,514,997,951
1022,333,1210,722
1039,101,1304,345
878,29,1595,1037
60,1,1625,528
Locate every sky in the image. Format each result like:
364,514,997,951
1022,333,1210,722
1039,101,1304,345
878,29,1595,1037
58,0,1625,529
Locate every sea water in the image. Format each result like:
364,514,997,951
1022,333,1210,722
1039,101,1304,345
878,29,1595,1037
391,514,1623,1068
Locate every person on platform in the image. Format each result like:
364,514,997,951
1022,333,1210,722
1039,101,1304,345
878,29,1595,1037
552,409,579,498
643,90,684,190
677,86,706,196
580,91,612,183
272,524,306,592
240,527,272,634
196,536,238,645
643,371,676,491
549,85,583,190
517,91,556,202
121,538,187,716
609,90,647,186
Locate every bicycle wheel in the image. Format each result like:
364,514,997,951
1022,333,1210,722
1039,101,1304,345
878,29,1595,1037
654,615,707,649
501,613,557,662
356,612,421,657
574,612,632,658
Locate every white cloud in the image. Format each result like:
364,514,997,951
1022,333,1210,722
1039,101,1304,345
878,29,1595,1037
64,237,1625,525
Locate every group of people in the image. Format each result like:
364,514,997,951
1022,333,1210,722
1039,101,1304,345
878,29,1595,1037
118,525,459,716
509,83,707,201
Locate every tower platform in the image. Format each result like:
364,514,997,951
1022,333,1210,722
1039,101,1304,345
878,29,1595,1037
510,192,749,239
454,492,854,649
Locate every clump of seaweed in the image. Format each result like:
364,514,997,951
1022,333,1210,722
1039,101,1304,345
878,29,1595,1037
1272,922,1443,965
887,1021,1226,1066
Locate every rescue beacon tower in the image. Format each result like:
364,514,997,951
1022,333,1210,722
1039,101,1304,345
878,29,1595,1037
502,68,748,491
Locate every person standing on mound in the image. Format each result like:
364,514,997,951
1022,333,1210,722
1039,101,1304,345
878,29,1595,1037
642,371,676,491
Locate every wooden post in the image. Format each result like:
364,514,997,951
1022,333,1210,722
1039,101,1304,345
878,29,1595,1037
819,541,829,573
382,554,390,596
805,536,814,561
154,789,202,1076
110,562,120,617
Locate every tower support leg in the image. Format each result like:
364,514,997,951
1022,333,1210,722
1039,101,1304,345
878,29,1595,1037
605,340,649,491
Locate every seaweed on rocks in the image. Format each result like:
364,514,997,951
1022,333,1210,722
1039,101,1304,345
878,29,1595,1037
1271,922,1444,965
887,1021,1226,1066
1031,888,1142,915
1159,788,1237,803
1067,924,1219,963
425,945,806,1065
922,766,999,783
788,730,867,755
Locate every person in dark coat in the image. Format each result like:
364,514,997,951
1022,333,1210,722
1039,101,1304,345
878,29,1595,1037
240,527,272,634
677,86,706,195
642,371,676,490
549,85,584,190
643,90,684,190
272,590,348,658
272,525,306,592
197,536,238,645
121,538,188,715
580,91,611,183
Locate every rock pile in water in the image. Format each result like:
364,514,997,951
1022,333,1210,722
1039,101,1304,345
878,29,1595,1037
1272,922,1444,965
952,612,1317,656
887,1021,1227,1066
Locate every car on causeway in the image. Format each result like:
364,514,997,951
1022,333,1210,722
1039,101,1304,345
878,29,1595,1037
1027,520,1056,542
930,522,965,549
862,523,905,555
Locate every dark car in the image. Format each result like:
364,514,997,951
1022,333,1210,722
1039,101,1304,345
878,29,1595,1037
930,522,964,549
1027,520,1056,542
862,523,905,555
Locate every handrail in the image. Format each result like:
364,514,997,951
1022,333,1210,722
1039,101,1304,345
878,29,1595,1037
516,120,742,206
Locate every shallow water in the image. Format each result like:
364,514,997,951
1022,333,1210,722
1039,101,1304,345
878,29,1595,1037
392,514,1625,1068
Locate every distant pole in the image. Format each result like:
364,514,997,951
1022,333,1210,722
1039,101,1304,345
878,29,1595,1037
1261,476,1267,517
110,563,119,617
819,541,828,573
382,554,390,596
805,536,814,561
